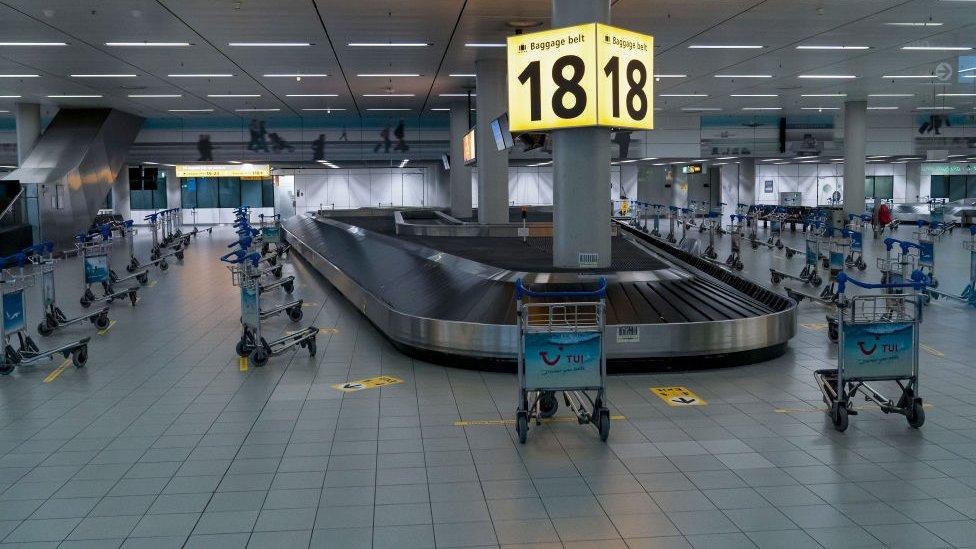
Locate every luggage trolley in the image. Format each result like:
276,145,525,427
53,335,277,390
0,253,90,375
844,229,868,271
725,214,745,271
932,226,976,306
76,234,138,309
23,242,110,336
815,271,928,432
702,212,720,259
770,225,823,287
514,278,610,443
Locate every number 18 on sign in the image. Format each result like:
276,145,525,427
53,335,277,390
507,23,654,132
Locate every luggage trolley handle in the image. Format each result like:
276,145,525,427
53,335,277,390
219,250,261,267
514,277,608,301
22,241,54,262
836,271,928,296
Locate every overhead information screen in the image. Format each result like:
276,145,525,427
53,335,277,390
507,23,654,132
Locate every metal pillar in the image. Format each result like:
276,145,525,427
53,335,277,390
448,101,472,219
475,56,509,225
843,100,867,216
15,103,41,165
551,0,612,268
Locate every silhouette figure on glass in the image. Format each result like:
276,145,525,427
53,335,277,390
394,120,409,152
269,132,294,153
247,119,261,150
312,134,326,161
255,121,270,152
339,126,348,141
919,115,950,135
196,134,213,161
612,130,631,160
374,123,392,153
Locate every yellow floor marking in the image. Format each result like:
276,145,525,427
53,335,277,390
921,344,944,358
801,322,828,331
43,358,72,383
650,387,706,406
97,320,117,336
239,357,248,372
775,403,934,414
332,375,403,392
454,415,626,427
148,280,157,288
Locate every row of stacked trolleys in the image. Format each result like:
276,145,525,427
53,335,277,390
0,208,208,375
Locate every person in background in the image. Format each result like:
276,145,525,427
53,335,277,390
872,199,893,237
247,119,260,150
612,130,631,160
374,123,391,153
312,134,326,161
196,134,213,161
394,120,409,152
256,121,270,152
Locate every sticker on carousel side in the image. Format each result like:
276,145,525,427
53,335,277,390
332,375,404,393
616,325,640,343
801,322,828,331
650,386,707,407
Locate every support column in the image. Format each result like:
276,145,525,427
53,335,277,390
475,56,509,224
448,100,472,218
637,164,669,206
843,100,867,216
15,103,41,165
552,0,611,268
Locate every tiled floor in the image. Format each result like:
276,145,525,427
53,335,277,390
1,221,975,548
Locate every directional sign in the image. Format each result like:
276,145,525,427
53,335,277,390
934,61,953,82
650,386,706,407
331,375,403,393
507,23,654,132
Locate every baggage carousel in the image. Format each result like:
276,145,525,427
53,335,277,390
283,210,797,372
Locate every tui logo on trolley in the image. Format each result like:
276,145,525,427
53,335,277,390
842,322,914,378
524,332,602,389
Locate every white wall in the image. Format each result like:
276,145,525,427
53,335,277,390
470,165,633,208
754,162,911,207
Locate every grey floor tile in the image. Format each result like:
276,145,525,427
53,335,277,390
247,530,311,548
433,521,497,547
309,527,373,549
373,524,435,549
130,513,201,538
745,529,823,549
67,516,140,540
253,507,316,531
30,498,99,519
183,533,250,549
4,518,82,543
191,511,259,535
120,537,187,549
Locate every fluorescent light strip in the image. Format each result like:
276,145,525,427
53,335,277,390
366,108,410,111
801,93,846,97
363,94,414,97
0,74,40,78
128,94,182,98
235,108,280,112
716,156,738,160
357,73,419,77
286,94,338,97
0,42,66,46
960,67,976,73
464,43,505,47
228,42,311,47
798,74,856,79
868,93,915,97
731,94,778,97
47,94,102,98
168,74,233,78
882,75,936,79
348,42,429,47
264,73,328,77
449,73,475,77
105,42,189,47
168,109,214,112
885,22,942,26
660,94,707,97
796,45,869,50
715,74,772,78
742,107,782,110
207,94,261,98
654,74,687,78
689,45,763,49
681,107,722,111
867,106,899,110
801,107,839,110
902,46,972,51
0,95,22,98
302,108,346,111
917,106,954,110
70,74,137,78
937,93,976,96
438,93,476,97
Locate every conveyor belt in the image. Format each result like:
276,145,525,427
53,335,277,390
283,213,796,370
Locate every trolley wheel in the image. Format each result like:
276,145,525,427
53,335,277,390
0,362,13,375
126,264,135,273
150,250,160,261
307,337,317,357
751,241,759,250
80,296,91,309
283,280,294,294
735,261,743,271
37,321,54,337
137,272,148,285
598,408,611,442
109,269,119,283
273,266,283,279
71,346,88,368
725,254,733,265
516,411,528,444
822,258,830,269
828,321,839,343
771,274,781,285
235,339,249,357
812,274,823,286
538,392,558,419
175,250,184,261
857,259,867,271
831,404,849,432
267,256,277,267
249,348,269,368
786,249,795,259
128,291,138,306
94,314,110,330
159,259,169,271
930,277,939,289
288,306,303,323
907,401,925,429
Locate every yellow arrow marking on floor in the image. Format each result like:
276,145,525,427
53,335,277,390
148,280,157,288
774,403,933,414
921,344,944,358
801,323,828,332
43,358,72,383
97,320,116,336
454,415,626,427
239,357,248,372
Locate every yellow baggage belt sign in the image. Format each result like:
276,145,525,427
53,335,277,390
332,375,403,393
650,386,706,406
